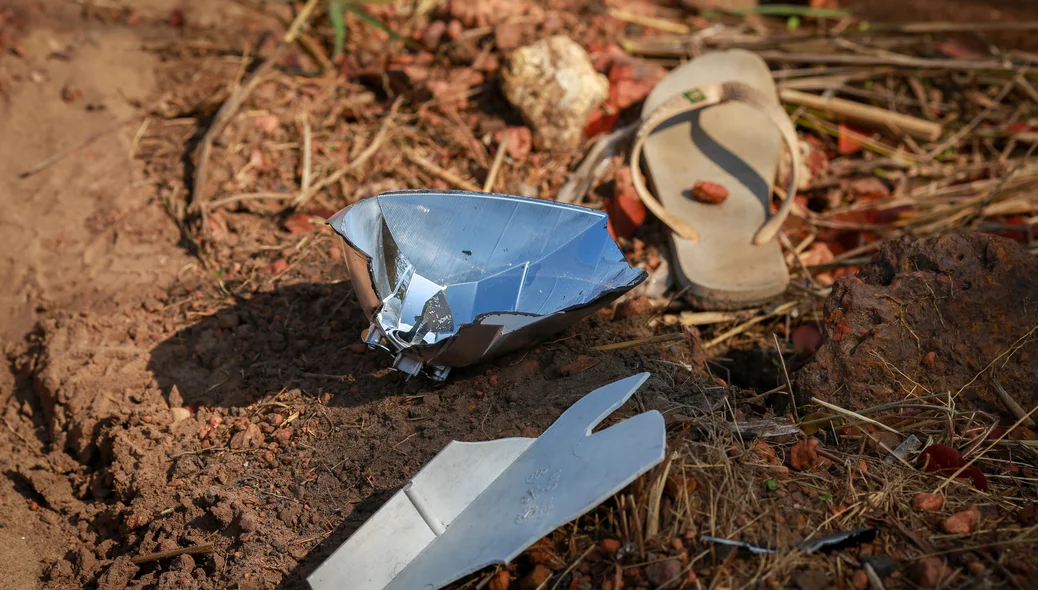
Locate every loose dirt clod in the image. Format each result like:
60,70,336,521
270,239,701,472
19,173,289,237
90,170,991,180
797,234,1038,417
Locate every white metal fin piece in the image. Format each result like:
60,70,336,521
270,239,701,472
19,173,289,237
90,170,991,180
307,372,665,590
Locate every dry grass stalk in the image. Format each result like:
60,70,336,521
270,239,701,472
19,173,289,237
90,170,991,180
405,149,482,192
780,88,942,140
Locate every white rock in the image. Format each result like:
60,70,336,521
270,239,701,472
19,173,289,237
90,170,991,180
170,407,191,423
501,35,609,151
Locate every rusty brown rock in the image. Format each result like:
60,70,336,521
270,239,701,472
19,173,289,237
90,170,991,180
790,438,824,471
600,538,622,554
645,557,683,589
795,234,1038,418
942,507,981,534
912,557,955,588
690,180,729,204
488,570,511,590
912,492,944,512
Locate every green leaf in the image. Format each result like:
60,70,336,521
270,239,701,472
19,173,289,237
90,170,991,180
818,492,833,502
329,0,346,59
766,479,777,492
786,16,801,32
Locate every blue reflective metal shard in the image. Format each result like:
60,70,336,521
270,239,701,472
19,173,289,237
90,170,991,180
328,190,647,380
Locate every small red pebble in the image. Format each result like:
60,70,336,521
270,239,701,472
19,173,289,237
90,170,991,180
664,474,697,497
606,56,666,111
942,507,980,534
518,359,541,376
487,570,510,590
494,127,532,162
614,295,653,319
606,167,647,239
421,20,446,50
61,85,82,102
792,324,823,355
142,415,153,424
28,501,39,511
599,538,622,554
913,492,944,511
266,258,289,275
446,19,463,41
921,351,936,366
168,8,185,29
521,564,552,588
750,439,780,465
790,438,825,471
284,213,315,235
851,570,869,590
912,557,954,588
690,180,729,204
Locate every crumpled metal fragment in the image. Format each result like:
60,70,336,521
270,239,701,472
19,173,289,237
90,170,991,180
328,190,646,379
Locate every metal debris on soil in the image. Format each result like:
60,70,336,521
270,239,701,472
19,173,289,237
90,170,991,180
701,527,878,556
327,189,647,380
308,372,665,590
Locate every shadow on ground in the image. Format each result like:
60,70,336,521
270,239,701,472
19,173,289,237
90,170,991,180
147,280,497,410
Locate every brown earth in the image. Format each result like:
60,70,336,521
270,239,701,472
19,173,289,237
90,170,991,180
1,0,1037,589
796,233,1038,419
0,8,698,587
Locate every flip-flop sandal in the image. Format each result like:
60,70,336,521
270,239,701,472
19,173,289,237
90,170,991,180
629,48,801,310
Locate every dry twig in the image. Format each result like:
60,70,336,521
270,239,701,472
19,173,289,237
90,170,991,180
131,543,214,565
